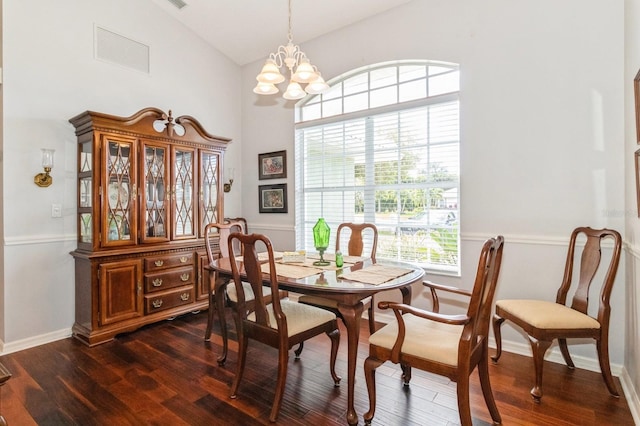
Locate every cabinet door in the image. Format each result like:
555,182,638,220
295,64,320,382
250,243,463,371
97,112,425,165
78,138,94,251
98,259,143,325
172,146,197,240
197,251,214,301
141,140,170,243
199,150,222,236
102,135,138,247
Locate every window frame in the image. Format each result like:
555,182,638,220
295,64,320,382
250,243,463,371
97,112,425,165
294,61,460,275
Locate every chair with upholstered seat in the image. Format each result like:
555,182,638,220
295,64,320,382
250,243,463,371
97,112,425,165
204,220,284,365
298,222,378,333
363,236,504,426
492,227,622,402
228,232,341,422
224,217,248,233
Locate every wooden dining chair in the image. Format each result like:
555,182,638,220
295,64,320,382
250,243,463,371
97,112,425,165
492,227,622,402
228,232,341,422
298,222,379,333
363,236,504,426
224,217,248,233
204,220,282,365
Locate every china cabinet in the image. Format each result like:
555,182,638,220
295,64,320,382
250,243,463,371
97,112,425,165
70,107,230,346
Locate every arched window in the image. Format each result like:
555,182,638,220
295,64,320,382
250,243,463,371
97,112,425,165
295,61,460,273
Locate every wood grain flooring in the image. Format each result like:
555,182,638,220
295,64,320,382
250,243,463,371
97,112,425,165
0,310,634,425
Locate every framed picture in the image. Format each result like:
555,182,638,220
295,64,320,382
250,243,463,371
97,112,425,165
635,70,640,144
258,150,287,180
259,184,288,213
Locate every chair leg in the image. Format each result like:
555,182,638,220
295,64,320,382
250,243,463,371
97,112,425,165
558,338,575,369
216,284,230,365
327,329,342,385
269,345,290,422
368,296,376,334
363,356,384,425
204,286,215,342
596,337,620,397
230,332,248,399
528,336,553,402
294,342,304,358
478,346,502,425
491,314,505,363
400,363,412,385
456,373,473,426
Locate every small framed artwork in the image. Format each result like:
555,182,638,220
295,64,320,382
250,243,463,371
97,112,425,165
259,184,288,213
635,69,640,144
258,150,287,180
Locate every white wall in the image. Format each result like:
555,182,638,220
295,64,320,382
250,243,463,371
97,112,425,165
1,0,242,349
624,0,640,420
241,0,628,368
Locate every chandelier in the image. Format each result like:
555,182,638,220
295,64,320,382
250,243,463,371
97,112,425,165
253,0,329,100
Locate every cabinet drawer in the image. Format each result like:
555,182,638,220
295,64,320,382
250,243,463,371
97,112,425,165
144,266,194,293
145,252,194,272
145,287,195,314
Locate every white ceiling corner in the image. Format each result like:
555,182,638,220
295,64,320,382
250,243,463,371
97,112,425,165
149,0,413,66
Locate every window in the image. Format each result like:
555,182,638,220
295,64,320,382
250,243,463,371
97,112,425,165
295,61,460,273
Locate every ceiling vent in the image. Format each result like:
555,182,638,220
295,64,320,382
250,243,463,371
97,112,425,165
166,0,188,9
95,27,150,74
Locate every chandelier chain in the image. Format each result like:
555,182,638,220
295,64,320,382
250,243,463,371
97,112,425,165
287,0,293,43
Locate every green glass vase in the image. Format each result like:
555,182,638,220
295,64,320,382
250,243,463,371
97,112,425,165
312,218,331,266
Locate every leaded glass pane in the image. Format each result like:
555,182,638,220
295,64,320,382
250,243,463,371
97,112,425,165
143,145,167,238
175,149,195,237
106,140,132,242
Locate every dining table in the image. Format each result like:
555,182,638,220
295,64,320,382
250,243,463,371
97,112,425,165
206,252,424,425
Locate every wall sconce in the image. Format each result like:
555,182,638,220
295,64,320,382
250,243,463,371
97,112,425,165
34,148,55,187
223,168,234,193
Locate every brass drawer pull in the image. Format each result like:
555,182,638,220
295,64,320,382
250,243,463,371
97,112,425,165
152,299,163,308
180,293,190,301
180,256,188,263
152,278,163,287
180,273,190,282
154,260,164,267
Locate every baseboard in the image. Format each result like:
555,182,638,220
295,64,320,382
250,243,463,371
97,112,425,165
0,328,72,355
620,367,640,425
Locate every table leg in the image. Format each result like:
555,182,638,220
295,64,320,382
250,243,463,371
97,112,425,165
338,301,364,426
400,285,412,305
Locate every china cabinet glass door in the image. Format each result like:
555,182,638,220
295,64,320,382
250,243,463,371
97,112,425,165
199,150,221,235
141,141,170,243
102,136,137,246
173,146,196,239
78,140,93,249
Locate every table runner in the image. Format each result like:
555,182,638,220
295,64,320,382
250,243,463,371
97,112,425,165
261,262,324,279
339,264,414,285
306,253,366,264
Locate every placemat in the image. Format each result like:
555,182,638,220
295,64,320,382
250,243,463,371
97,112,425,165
339,265,413,285
235,251,283,262
261,262,323,279
306,253,366,264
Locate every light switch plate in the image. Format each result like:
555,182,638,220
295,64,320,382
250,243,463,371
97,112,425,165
51,203,62,218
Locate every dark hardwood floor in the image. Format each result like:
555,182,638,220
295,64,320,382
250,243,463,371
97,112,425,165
0,310,634,425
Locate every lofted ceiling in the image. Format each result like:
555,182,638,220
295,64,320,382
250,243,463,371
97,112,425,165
149,0,413,66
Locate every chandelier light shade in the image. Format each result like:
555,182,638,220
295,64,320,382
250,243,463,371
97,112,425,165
253,0,329,100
